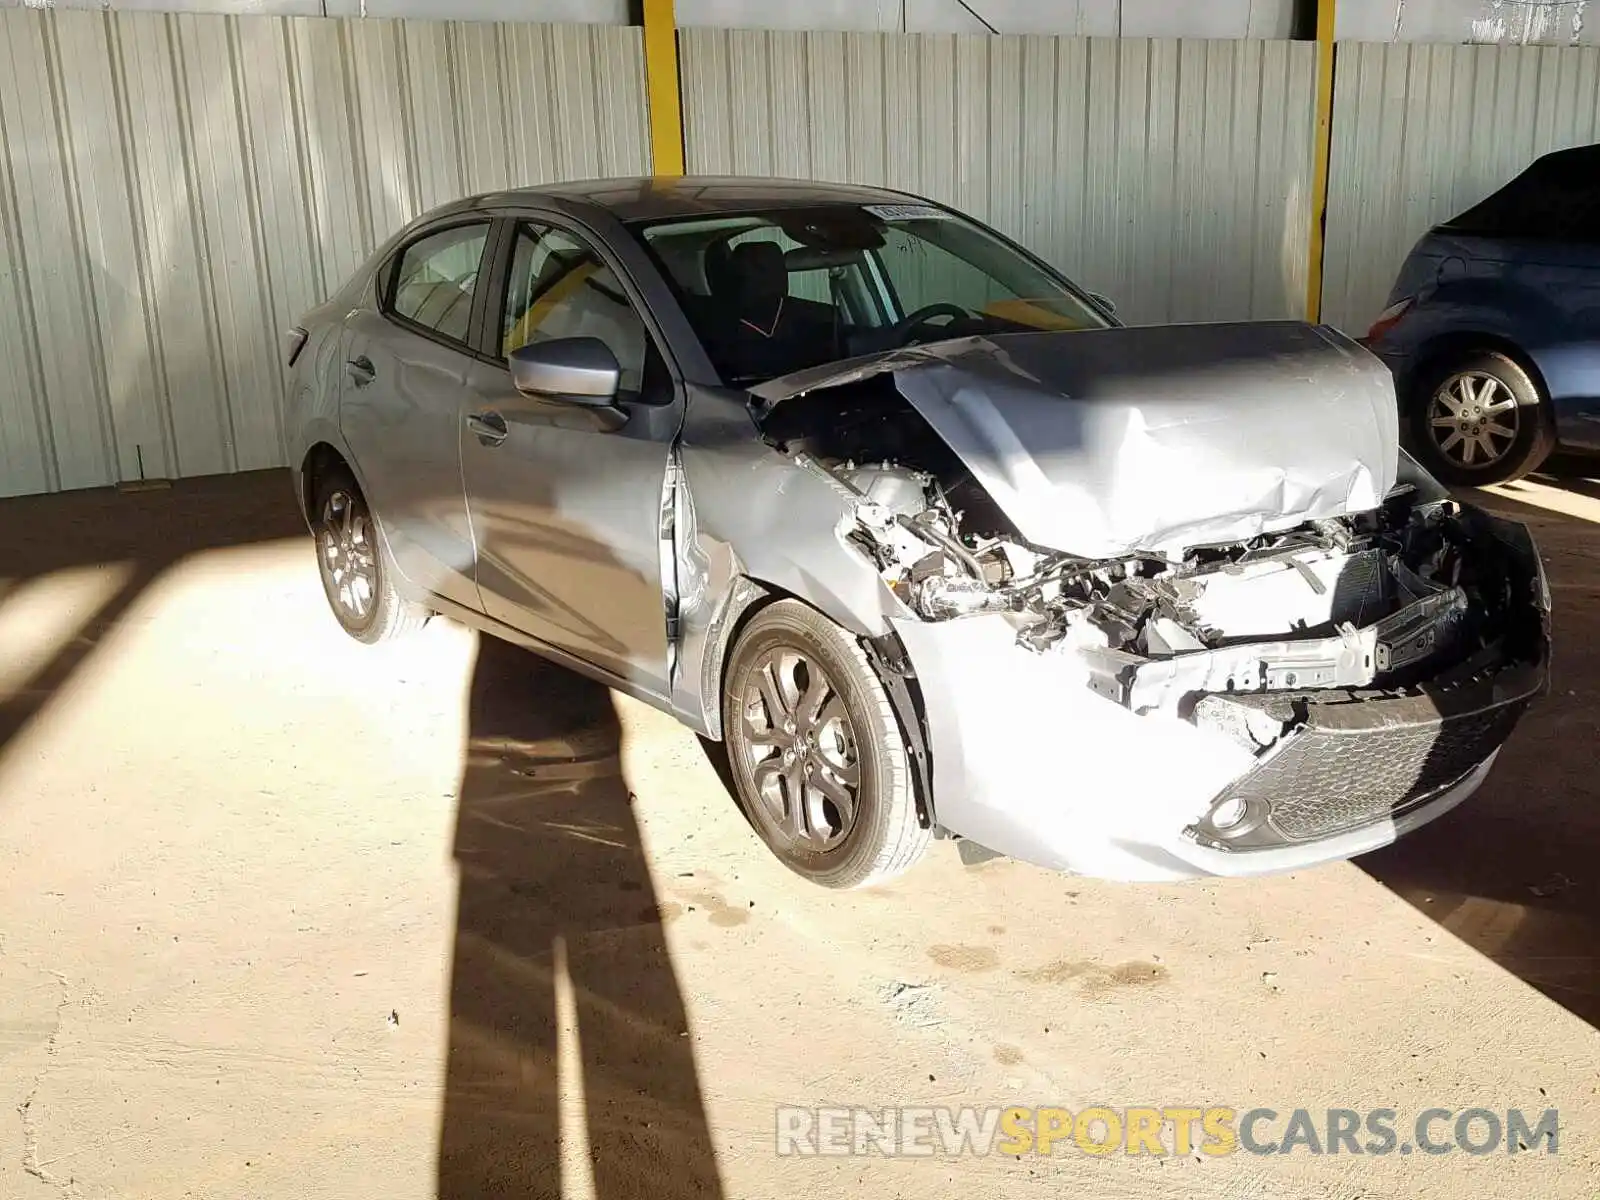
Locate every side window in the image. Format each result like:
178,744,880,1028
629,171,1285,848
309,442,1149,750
502,224,650,395
389,223,490,345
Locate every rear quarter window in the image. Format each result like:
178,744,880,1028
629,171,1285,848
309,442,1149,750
386,223,491,344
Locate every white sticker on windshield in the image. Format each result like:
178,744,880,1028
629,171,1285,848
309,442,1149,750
863,204,952,222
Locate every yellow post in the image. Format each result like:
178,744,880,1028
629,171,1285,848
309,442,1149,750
1305,0,1338,323
642,0,685,177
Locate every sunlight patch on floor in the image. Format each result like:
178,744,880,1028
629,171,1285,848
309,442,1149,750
1483,476,1600,524
0,562,136,697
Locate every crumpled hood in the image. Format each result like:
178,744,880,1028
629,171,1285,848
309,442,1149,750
751,322,1400,559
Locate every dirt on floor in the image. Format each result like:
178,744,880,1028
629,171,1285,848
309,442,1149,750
0,468,1596,1200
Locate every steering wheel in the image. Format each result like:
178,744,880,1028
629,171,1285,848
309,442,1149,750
893,303,971,344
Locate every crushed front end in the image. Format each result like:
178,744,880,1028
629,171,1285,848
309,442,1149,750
754,326,1550,879
857,473,1555,883
1062,492,1548,855
860,467,1549,877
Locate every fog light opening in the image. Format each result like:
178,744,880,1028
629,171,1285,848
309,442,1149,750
1210,796,1249,831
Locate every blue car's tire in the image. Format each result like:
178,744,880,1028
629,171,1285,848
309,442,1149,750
1408,349,1556,487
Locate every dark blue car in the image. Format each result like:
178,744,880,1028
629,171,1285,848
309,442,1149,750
1363,144,1600,485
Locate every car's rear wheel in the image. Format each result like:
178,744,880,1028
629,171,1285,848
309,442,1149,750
722,600,929,890
1407,349,1556,486
312,467,429,644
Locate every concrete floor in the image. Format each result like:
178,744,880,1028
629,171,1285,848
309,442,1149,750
0,469,1596,1199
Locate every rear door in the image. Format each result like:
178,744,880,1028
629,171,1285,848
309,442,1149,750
460,216,683,699
339,220,494,610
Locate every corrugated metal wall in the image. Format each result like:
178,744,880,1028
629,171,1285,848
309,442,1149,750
1322,40,1600,334
0,9,648,498
0,0,1302,39
679,28,1318,328
10,11,1591,500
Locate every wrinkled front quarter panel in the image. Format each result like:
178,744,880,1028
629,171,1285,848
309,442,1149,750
672,386,915,737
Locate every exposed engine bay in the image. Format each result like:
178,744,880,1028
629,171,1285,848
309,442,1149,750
762,380,1549,764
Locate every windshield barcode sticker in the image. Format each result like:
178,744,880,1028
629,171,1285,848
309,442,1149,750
863,204,952,221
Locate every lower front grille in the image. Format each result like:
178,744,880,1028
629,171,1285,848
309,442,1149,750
1254,704,1523,841
1193,663,1542,849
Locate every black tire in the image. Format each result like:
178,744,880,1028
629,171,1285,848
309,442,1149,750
312,466,430,644
1406,349,1556,487
721,600,929,890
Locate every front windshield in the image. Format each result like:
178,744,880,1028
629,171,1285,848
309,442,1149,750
630,202,1111,386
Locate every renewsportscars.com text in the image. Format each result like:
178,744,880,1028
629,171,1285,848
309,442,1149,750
775,1106,1560,1158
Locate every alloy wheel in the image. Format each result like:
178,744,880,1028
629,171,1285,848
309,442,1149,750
1428,371,1521,469
320,490,378,623
735,648,861,852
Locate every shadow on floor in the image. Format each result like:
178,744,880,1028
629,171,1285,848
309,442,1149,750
438,633,723,1198
1359,487,1600,1029
6,467,1594,1155
0,470,724,1194
0,471,306,761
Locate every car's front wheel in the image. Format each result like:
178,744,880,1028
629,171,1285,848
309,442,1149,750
1407,348,1556,486
722,600,930,889
312,467,429,644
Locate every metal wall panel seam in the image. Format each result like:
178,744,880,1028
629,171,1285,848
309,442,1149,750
167,11,241,473
107,9,181,478
282,18,327,305
88,11,160,479
0,14,59,494
55,15,134,482
222,14,291,465
227,16,291,462
336,17,377,256
51,12,126,487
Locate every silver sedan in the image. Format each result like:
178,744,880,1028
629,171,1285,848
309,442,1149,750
285,177,1549,889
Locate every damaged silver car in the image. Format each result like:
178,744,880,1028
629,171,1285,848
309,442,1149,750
286,178,1550,889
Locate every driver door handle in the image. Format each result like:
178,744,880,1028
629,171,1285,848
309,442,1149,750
466,410,508,446
345,355,376,386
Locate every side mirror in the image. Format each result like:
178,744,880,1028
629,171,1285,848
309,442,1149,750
1088,291,1118,318
509,337,622,405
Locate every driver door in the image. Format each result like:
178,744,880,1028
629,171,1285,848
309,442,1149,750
461,219,681,700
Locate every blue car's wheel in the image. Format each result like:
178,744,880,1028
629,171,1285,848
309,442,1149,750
1409,349,1556,487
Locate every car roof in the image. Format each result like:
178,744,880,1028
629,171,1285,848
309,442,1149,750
1525,143,1600,173
1439,142,1600,236
463,175,928,222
